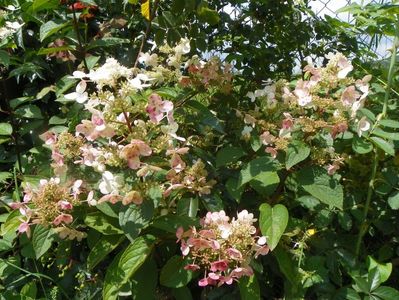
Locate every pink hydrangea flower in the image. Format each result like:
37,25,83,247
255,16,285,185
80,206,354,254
146,93,174,124
53,214,73,226
120,139,152,169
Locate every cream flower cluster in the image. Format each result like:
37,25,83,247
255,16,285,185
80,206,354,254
176,210,269,287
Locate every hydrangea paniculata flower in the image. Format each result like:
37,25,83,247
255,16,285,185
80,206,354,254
177,210,269,287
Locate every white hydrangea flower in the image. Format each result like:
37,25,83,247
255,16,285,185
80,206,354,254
99,171,122,195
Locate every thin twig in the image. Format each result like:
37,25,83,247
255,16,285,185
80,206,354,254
71,1,89,72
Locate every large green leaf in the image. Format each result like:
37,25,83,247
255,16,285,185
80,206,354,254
160,255,194,288
216,146,246,167
87,235,124,270
372,286,399,300
103,235,156,300
367,256,392,284
259,203,289,251
118,201,153,241
238,156,279,186
297,166,344,209
250,171,280,196
151,215,198,233
238,275,260,300
32,225,56,259
285,141,310,169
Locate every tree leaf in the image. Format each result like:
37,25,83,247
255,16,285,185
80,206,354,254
32,225,56,259
216,146,246,167
86,38,130,50
0,50,10,67
370,137,395,156
259,203,289,251
285,141,310,169
160,255,194,288
297,166,344,210
0,123,12,136
87,235,124,270
102,235,156,300
238,275,260,300
379,119,399,129
372,128,399,141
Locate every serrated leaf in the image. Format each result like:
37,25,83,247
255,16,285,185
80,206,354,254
160,256,193,288
0,123,12,136
39,20,69,42
102,235,155,300
216,146,246,167
297,166,344,210
259,203,289,251
87,235,124,270
370,136,395,156
32,225,56,259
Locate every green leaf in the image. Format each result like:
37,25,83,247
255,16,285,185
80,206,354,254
238,275,260,300
372,128,399,141
14,105,43,119
102,235,156,300
39,20,70,42
333,288,361,300
226,177,244,202
388,191,399,210
379,119,399,129
238,156,279,186
131,258,158,300
160,255,194,288
188,197,198,218
197,3,220,25
0,123,12,136
250,171,280,196
352,136,373,154
368,267,381,292
367,256,392,283
87,235,125,270
0,50,10,67
259,203,289,251
48,116,67,125
118,201,153,241
370,137,395,156
87,38,130,50
20,282,37,299
84,212,123,235
297,166,344,210
32,225,56,259
372,286,399,300
151,215,198,233
216,146,246,167
32,0,59,12
285,141,310,169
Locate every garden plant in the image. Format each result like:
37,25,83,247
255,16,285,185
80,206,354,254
0,0,399,299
